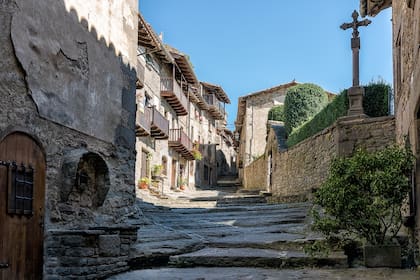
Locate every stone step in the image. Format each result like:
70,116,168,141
129,238,204,269
216,196,268,206
168,247,347,269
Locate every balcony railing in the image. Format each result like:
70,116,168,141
161,77,188,116
136,106,151,137
204,94,225,120
168,129,194,160
151,107,169,139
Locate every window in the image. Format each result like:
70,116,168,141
8,162,34,215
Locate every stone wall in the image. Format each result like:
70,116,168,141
45,226,137,279
259,116,395,201
243,156,267,190
388,0,420,257
0,0,139,278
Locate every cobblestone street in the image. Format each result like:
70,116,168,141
108,188,420,279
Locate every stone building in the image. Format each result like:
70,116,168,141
234,81,298,181
0,0,139,279
195,82,233,188
359,0,420,254
136,13,234,192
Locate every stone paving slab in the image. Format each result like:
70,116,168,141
168,247,348,268
108,267,420,280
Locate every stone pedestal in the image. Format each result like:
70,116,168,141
347,86,365,116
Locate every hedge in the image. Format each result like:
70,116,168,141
286,81,391,148
363,81,390,117
284,83,328,134
287,90,348,147
268,105,285,122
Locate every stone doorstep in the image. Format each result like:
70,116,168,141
168,247,348,269
205,234,323,251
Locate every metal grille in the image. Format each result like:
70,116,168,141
1,161,34,215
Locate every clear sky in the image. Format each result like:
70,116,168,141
139,0,393,130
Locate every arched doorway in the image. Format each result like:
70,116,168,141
0,132,46,279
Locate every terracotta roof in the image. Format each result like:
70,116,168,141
200,82,231,104
137,13,173,63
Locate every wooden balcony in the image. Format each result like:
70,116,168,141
151,107,169,139
136,107,151,137
204,94,225,120
161,77,188,116
195,91,208,111
168,129,194,160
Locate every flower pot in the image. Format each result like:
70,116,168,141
139,182,148,189
180,185,185,190
363,244,401,268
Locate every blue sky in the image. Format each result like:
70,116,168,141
139,0,393,129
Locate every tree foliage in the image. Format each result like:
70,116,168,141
284,84,328,134
286,81,391,148
312,146,414,249
363,81,390,117
287,90,348,147
268,105,285,122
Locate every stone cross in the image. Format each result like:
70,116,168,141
340,10,371,117
340,10,371,87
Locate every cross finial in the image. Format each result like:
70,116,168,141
340,10,371,39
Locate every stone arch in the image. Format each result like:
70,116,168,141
61,149,110,208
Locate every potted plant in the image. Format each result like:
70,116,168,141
192,141,202,161
192,149,202,161
178,177,187,191
308,146,414,267
152,164,163,179
138,177,150,189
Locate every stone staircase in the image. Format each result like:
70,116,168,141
128,191,348,271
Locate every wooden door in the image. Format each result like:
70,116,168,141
141,150,148,179
171,160,176,188
0,132,46,280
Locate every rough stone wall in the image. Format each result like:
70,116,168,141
0,0,138,278
45,227,137,279
266,117,395,201
63,0,138,66
243,156,267,190
389,0,420,255
243,91,287,167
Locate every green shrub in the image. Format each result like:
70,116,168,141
363,81,390,117
286,81,391,148
311,146,414,253
284,83,328,134
287,90,348,147
268,105,285,122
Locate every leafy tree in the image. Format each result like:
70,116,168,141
268,105,285,122
284,83,328,134
310,146,414,254
363,81,391,117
